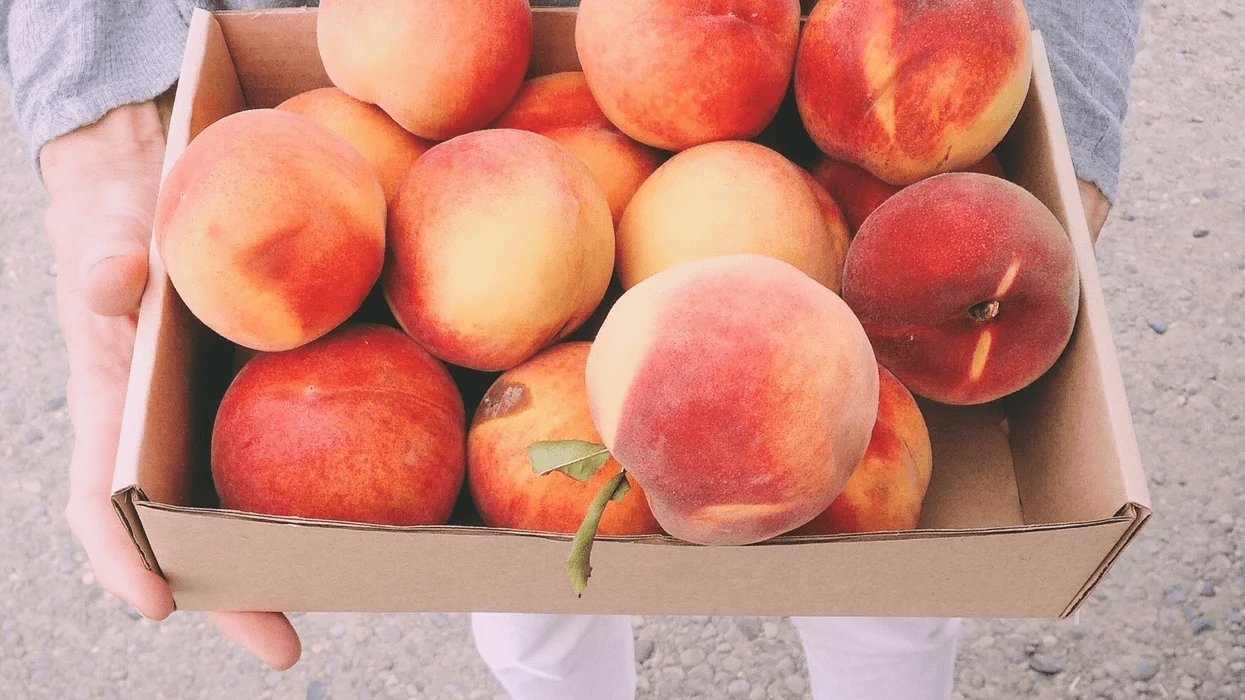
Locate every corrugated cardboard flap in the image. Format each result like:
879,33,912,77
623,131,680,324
1060,501,1151,618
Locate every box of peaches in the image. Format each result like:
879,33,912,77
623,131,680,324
112,0,1150,617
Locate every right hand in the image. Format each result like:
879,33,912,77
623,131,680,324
41,100,302,671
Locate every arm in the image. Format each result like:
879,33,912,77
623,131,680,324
1025,0,1143,242
6,0,301,670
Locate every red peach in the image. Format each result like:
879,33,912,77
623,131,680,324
841,172,1079,405
795,0,1032,185
211,323,466,526
467,342,664,536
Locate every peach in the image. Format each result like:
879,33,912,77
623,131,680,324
794,0,1031,185
154,108,386,351
788,364,933,535
211,323,466,526
841,172,1079,405
586,254,879,545
490,71,665,225
575,0,802,151
811,151,1007,234
616,140,850,293
277,86,433,202
317,0,532,140
467,342,664,536
384,128,614,372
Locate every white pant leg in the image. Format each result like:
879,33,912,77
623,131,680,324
471,613,636,700
790,616,962,700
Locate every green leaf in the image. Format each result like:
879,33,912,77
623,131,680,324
566,469,629,597
529,440,611,482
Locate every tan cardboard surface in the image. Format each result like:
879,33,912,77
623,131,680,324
113,7,1150,618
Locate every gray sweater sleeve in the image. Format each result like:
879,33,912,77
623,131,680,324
0,0,192,175
1026,0,1143,203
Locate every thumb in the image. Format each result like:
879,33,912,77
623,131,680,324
80,231,150,318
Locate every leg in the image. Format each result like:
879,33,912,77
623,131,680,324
471,612,636,700
791,616,962,700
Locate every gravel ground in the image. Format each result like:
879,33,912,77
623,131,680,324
3,1,1244,698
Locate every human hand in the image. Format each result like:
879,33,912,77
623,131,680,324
1076,176,1111,245
41,100,301,670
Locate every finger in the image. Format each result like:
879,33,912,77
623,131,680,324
210,611,303,671
83,248,149,317
65,491,175,620
60,304,173,620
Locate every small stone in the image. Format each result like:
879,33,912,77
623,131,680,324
306,680,326,700
1185,604,1200,620
762,621,780,639
662,666,685,683
1148,317,1168,334
1201,583,1216,597
1131,659,1160,681
728,679,751,696
1030,656,1062,675
1167,589,1186,604
1193,227,1210,238
680,648,707,667
1104,660,1123,677
328,623,347,638
785,674,807,694
736,618,763,641
1193,617,1212,634
634,638,655,664
1140,401,1157,415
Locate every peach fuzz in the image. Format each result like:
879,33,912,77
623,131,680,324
811,151,1006,234
317,0,532,140
384,128,614,372
277,86,433,202
467,342,664,536
616,140,849,293
788,364,933,535
586,254,879,545
154,108,386,351
575,0,801,151
211,323,466,526
795,0,1031,185
490,71,665,225
842,172,1079,405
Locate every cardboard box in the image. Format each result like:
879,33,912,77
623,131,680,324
113,6,1150,617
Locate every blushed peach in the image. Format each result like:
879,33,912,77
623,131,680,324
575,0,801,151
490,71,665,225
586,254,878,545
616,140,849,293
317,0,532,140
154,108,386,351
384,129,614,371
277,86,433,202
